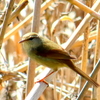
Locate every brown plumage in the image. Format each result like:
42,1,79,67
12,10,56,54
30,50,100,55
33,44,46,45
19,32,99,87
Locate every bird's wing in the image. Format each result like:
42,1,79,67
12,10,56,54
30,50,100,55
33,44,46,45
36,49,76,59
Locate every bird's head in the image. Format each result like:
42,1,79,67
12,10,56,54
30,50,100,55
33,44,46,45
19,32,42,50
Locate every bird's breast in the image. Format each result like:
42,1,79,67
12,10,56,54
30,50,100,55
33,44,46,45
28,52,66,70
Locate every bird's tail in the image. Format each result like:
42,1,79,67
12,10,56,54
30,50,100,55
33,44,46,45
66,60,99,87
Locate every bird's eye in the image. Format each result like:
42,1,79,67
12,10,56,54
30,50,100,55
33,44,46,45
28,37,34,40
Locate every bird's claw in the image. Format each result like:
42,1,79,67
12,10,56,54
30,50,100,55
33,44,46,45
35,79,49,87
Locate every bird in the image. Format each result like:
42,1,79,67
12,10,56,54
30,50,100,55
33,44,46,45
19,32,99,87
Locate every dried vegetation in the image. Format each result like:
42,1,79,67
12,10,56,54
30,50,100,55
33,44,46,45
0,0,100,100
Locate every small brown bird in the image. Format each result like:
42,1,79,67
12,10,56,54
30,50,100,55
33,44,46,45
19,32,99,87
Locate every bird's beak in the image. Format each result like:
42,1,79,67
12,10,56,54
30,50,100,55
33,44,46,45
19,39,28,43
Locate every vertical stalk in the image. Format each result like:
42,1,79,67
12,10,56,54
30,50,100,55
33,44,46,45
26,0,41,95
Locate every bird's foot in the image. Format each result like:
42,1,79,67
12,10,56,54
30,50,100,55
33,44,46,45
35,79,49,86
35,71,55,86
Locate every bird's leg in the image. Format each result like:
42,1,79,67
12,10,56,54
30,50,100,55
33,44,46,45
35,71,55,85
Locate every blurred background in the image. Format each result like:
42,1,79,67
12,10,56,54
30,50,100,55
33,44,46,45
0,0,100,100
